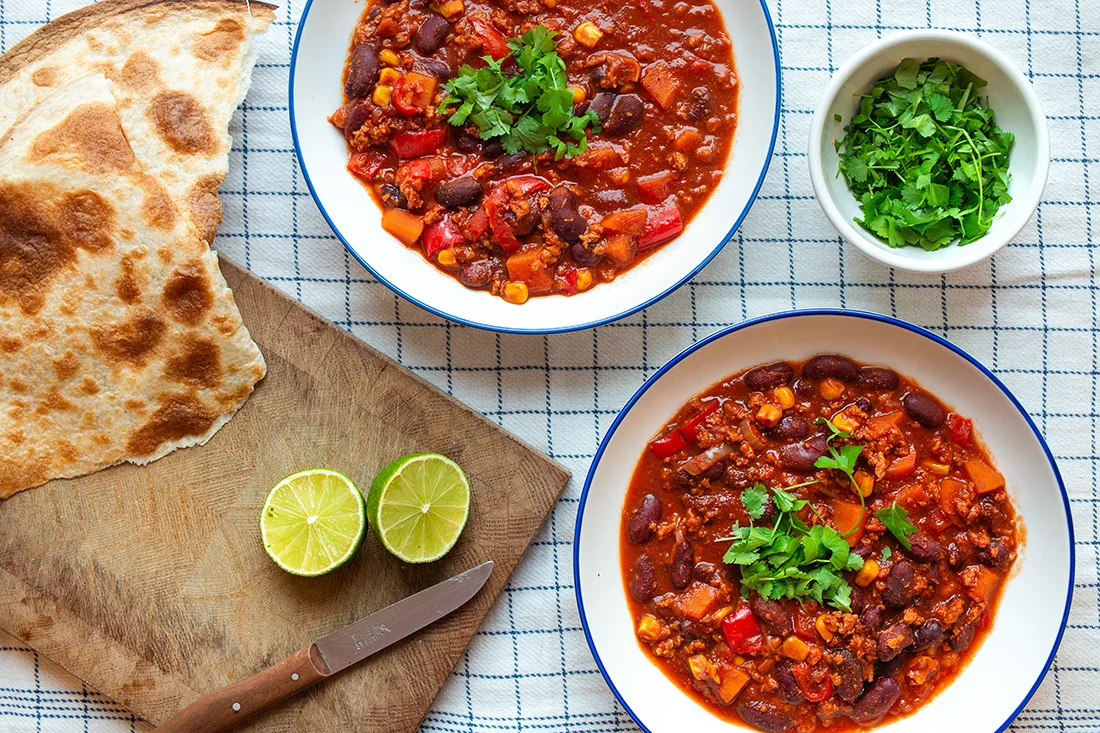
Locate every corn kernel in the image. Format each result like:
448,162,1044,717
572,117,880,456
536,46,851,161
780,636,809,662
569,85,586,104
820,378,845,401
831,411,860,434
543,0,557,7
637,614,666,642
688,654,719,683
379,67,402,86
372,85,393,106
773,386,795,410
502,281,529,305
574,21,604,48
433,0,465,19
732,655,746,666
815,615,834,643
757,658,774,674
756,404,782,428
855,558,880,587
923,460,951,476
437,249,457,268
854,469,874,497
575,268,594,292
379,49,400,67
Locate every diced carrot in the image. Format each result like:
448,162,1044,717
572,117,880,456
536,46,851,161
506,248,554,293
939,477,968,516
896,483,928,510
716,667,750,704
674,128,703,152
574,142,624,170
601,207,648,236
641,60,681,109
864,411,903,439
885,451,917,479
967,566,1001,604
380,208,424,245
636,171,675,204
602,233,637,266
965,459,1005,494
831,500,864,546
676,582,720,621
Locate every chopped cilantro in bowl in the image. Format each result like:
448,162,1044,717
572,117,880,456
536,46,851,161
834,57,1014,251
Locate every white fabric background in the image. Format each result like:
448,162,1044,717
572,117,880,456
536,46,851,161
1,0,1097,730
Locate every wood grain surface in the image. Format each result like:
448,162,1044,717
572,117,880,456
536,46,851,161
0,258,571,732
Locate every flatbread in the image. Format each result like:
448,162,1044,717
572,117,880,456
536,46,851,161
0,0,276,241
0,73,266,498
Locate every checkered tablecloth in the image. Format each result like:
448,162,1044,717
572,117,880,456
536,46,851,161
1,0,1097,730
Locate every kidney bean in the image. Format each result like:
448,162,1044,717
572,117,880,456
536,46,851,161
903,392,946,429
774,662,805,704
453,128,480,152
459,260,494,289
569,242,603,267
906,532,944,563
877,623,915,662
415,13,450,55
736,699,795,732
678,618,699,640
750,596,793,636
849,586,865,615
379,183,408,210
773,416,809,441
744,362,794,392
587,92,615,125
947,540,971,569
630,554,657,602
777,434,828,472
858,366,900,391
547,186,587,241
849,678,900,724
435,176,482,208
693,561,718,583
914,619,944,650
604,94,644,135
882,559,917,608
685,87,711,122
977,538,1012,568
345,44,379,98
482,139,505,159
627,494,662,544
421,58,452,77
855,397,873,413
343,101,372,138
873,655,902,680
950,622,976,652
833,649,865,704
860,604,883,632
802,354,859,382
670,540,694,589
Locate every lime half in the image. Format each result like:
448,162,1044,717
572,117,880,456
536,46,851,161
260,469,366,576
367,454,471,564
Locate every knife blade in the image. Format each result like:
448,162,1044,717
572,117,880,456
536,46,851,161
157,561,494,733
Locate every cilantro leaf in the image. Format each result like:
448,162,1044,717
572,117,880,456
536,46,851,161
881,546,893,562
741,484,769,521
874,503,919,550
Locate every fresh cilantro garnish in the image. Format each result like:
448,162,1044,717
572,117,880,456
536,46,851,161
437,24,600,159
835,57,1014,250
814,417,866,538
874,503,919,550
881,546,892,562
722,483,864,613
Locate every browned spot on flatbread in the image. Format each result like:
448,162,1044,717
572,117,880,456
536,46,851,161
194,18,244,62
37,389,74,414
119,51,160,92
149,92,215,155
31,102,136,174
79,377,100,395
117,252,142,304
0,335,22,353
141,176,177,231
31,67,57,87
187,174,224,242
165,337,222,388
163,262,213,325
6,431,25,445
53,352,80,380
89,306,166,367
57,440,79,462
124,398,147,411
9,379,27,393
0,183,116,314
127,395,216,456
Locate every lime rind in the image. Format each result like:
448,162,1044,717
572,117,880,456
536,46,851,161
260,468,366,577
367,454,471,564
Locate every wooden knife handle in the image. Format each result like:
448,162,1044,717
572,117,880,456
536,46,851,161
157,643,330,733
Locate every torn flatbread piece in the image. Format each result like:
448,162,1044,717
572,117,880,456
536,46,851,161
0,0,276,241
0,74,266,498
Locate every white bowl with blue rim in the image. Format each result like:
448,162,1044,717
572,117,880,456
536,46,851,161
575,310,1072,732
290,0,780,333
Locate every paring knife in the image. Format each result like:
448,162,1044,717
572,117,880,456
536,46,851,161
158,561,494,733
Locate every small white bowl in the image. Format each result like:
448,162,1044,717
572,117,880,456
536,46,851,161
808,30,1049,273
575,310,1073,733
290,0,780,333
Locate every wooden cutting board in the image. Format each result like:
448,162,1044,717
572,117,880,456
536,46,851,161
0,259,570,732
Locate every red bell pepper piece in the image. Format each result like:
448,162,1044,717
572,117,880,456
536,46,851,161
346,149,388,180
638,200,683,250
558,265,580,295
465,207,490,239
469,16,511,61
636,171,675,205
721,606,764,654
792,663,834,702
400,158,435,182
484,198,520,254
387,128,448,160
489,175,552,201
885,451,917,478
946,413,972,447
423,214,464,257
648,430,688,459
680,400,720,442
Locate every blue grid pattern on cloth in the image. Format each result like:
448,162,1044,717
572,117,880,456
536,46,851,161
1,0,1098,730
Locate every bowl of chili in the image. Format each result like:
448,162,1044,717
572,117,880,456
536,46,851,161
575,310,1072,732
290,0,780,332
